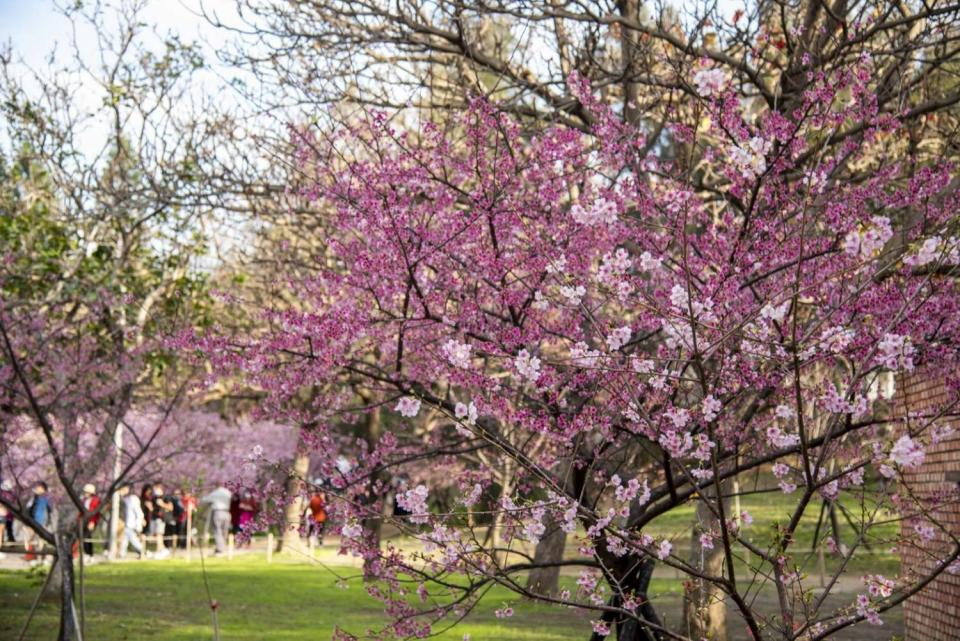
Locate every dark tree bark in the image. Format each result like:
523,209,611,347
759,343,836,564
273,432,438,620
55,537,79,641
41,519,81,641
360,406,384,578
590,557,663,641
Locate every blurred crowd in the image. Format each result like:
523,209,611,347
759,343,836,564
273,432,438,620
0,478,328,563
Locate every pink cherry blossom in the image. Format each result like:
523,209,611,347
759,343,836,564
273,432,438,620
442,339,473,369
657,539,673,560
693,68,726,96
395,396,422,417
513,349,542,383
701,395,722,422
605,326,632,351
890,435,925,469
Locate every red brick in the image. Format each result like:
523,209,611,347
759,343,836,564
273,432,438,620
896,374,960,641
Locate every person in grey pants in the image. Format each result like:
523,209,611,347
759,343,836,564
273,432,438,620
119,484,144,558
201,486,232,554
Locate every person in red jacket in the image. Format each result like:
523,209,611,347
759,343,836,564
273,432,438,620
81,483,101,558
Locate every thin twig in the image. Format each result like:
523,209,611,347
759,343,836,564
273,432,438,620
198,532,221,641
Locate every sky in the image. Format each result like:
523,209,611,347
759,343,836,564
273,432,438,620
0,0,250,133
0,0,750,265
0,0,237,68
1,0,751,94
0,0,253,265
0,0,257,164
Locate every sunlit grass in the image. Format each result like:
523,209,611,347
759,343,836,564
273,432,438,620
0,545,898,640
0,482,903,640
0,557,620,640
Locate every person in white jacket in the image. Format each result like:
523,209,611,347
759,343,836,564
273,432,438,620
119,484,144,559
201,486,232,555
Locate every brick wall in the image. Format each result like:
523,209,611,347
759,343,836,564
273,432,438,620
896,374,960,641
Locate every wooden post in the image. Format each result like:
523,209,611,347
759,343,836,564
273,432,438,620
227,533,235,560
186,510,193,562
107,425,124,560
267,533,274,564
817,545,827,588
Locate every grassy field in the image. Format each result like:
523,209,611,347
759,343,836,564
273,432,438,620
0,487,901,640
0,553,901,641
635,485,902,577
0,557,685,641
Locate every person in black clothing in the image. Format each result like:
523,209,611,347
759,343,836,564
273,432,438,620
171,488,186,548
155,484,177,547
141,485,154,535
229,493,241,535
151,482,174,555
0,480,15,547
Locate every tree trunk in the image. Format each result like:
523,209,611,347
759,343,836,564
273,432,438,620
683,488,728,641
42,528,81,641
619,0,642,128
488,459,516,566
278,450,310,553
362,498,390,579
526,518,567,596
592,557,663,641
360,407,383,577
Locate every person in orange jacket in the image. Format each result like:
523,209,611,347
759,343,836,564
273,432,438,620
307,479,327,545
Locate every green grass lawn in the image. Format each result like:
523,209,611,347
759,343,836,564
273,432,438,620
634,485,901,577
0,552,898,641
0,557,682,641
0,485,902,641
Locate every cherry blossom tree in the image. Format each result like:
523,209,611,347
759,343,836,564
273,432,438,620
203,33,960,638
202,3,960,624
0,266,191,636
0,2,229,638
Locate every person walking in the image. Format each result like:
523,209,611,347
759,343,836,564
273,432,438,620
307,481,327,545
237,490,257,546
165,488,182,548
0,480,15,558
229,492,240,536
171,488,184,548
141,484,154,535
24,481,50,562
151,482,173,558
201,486,232,556
80,483,101,560
179,488,197,549
119,484,144,559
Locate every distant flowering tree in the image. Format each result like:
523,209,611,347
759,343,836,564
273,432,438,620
0,4,224,639
208,43,960,641
0,267,191,640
